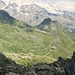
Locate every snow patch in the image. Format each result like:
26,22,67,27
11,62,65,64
25,13,29,16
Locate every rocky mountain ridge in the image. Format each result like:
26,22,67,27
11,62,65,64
0,52,75,75
0,0,75,30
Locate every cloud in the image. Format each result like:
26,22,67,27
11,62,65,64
3,0,75,3
63,0,75,2
54,1,75,12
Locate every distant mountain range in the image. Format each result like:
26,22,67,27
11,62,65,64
0,0,75,32
0,9,75,35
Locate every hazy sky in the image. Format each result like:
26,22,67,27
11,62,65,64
23,0,75,12
3,0,75,13
54,0,75,12
3,0,75,4
21,0,75,4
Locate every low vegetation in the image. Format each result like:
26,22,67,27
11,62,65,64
0,23,75,66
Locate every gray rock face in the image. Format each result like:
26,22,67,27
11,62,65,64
66,52,75,75
4,3,49,26
4,3,18,16
0,0,6,9
31,63,54,75
18,3,49,26
0,52,26,75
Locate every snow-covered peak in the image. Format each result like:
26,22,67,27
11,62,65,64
2,0,31,5
36,3,57,14
2,0,64,15
36,3,64,14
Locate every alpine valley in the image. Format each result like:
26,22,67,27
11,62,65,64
0,0,75,75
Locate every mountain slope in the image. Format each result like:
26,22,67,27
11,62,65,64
0,22,75,66
0,10,29,29
0,10,16,24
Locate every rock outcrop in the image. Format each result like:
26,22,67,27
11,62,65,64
0,52,75,75
66,52,75,75
31,63,54,75
0,52,26,75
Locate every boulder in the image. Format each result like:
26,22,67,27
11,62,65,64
6,72,19,75
31,63,54,75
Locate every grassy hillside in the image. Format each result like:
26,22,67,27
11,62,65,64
0,23,75,67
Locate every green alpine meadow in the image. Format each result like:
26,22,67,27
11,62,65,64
0,10,75,67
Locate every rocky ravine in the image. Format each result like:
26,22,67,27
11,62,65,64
0,52,75,75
